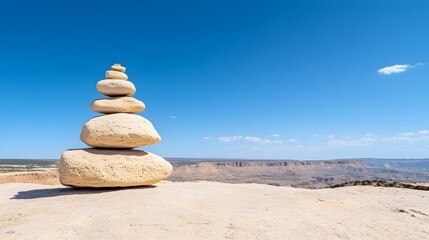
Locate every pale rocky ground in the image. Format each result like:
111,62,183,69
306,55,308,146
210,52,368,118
1,181,428,240
0,171,59,185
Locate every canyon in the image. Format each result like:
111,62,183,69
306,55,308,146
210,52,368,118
1,158,428,188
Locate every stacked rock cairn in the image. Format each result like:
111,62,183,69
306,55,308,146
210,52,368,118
59,64,173,187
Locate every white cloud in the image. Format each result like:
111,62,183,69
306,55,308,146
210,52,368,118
203,136,213,140
377,64,412,75
243,136,261,142
244,136,283,144
377,63,427,75
215,130,429,151
169,116,177,119
326,131,429,147
328,139,362,147
271,133,280,137
217,135,243,142
398,132,415,136
217,135,282,144
380,134,429,143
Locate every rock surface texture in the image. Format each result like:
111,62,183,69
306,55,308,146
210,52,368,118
59,149,173,187
96,79,136,96
58,63,171,187
105,70,128,80
80,113,160,148
90,97,145,113
1,182,428,240
111,63,126,72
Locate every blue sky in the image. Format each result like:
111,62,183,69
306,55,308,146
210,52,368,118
0,0,428,159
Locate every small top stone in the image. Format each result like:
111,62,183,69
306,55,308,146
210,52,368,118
112,64,126,72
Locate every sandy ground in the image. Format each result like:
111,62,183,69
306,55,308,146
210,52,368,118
0,182,428,240
0,172,59,185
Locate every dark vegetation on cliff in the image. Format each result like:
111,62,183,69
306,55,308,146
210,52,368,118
327,180,429,191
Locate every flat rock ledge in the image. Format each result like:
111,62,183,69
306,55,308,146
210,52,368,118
58,148,172,187
1,182,428,239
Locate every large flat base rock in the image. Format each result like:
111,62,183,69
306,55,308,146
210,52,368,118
58,148,172,187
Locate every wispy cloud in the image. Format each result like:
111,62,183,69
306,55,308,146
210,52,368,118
244,136,283,144
377,63,426,75
377,64,412,75
398,132,415,136
217,135,282,144
327,139,363,147
212,130,429,150
417,130,429,135
271,133,280,137
169,116,177,119
218,135,243,142
326,130,429,147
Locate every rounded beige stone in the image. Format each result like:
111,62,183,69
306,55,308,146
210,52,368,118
111,63,126,72
105,70,128,80
58,148,173,187
96,79,136,97
80,113,160,148
90,97,145,114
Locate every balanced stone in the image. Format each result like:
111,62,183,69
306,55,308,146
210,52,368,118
80,113,161,148
111,63,126,72
106,70,128,80
59,148,173,187
58,63,172,188
96,79,136,97
90,97,145,114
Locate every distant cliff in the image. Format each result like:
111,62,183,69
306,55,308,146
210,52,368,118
169,159,429,188
169,159,372,188
1,159,428,188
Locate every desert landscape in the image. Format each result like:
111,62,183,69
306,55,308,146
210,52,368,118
1,158,428,239
2,1,429,239
1,158,428,188
1,181,428,240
